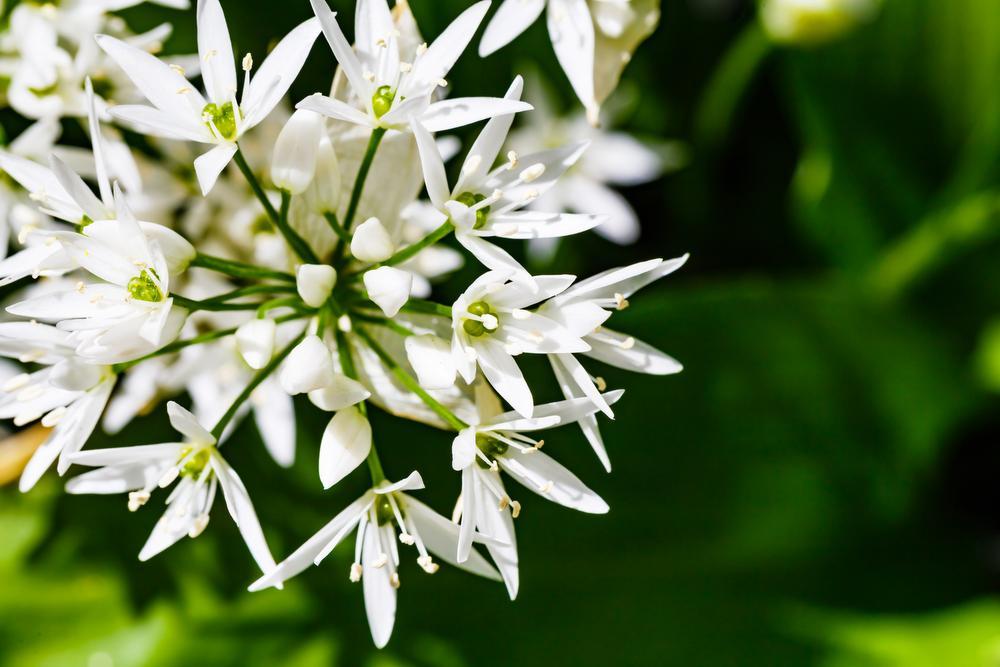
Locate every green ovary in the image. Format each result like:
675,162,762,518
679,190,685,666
455,192,490,229
463,300,494,337
374,495,396,525
475,433,508,469
202,101,240,141
371,85,395,118
127,269,164,303
179,447,211,478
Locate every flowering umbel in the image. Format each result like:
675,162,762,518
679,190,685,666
0,0,682,649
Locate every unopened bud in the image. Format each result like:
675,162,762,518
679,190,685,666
350,217,395,263
271,110,324,195
363,266,412,317
295,263,337,308
236,318,276,370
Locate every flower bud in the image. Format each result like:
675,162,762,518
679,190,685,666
319,406,372,489
296,263,337,308
350,217,395,263
279,334,334,394
363,266,412,317
404,334,456,389
271,109,324,194
310,134,341,214
308,375,371,412
236,319,276,370
760,0,879,45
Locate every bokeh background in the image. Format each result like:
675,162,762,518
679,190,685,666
4,0,1000,665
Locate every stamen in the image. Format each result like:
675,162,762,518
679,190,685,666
169,64,186,76
188,514,210,538
506,151,519,168
594,376,607,391
390,572,400,589
41,406,67,427
158,466,180,488
511,500,522,518
2,373,30,392
417,555,439,574
128,490,150,512
349,562,363,582
242,53,253,71
520,163,545,182
614,293,630,310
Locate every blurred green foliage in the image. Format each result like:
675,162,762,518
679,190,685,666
5,0,1000,665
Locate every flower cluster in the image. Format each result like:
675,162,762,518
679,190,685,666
0,0,678,648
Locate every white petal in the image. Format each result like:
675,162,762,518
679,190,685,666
308,375,370,412
242,17,322,128
319,406,371,489
68,442,184,468
586,328,683,375
400,0,490,98
454,76,524,193
546,0,597,114
484,210,604,240
373,470,425,494
272,109,325,194
308,0,371,104
196,0,237,103
212,453,277,575
476,337,534,417
193,143,238,195
167,400,215,444
455,234,531,283
451,427,477,471
363,266,412,317
236,319,276,370
48,155,105,221
362,523,397,648
410,120,450,209
253,378,296,467
279,335,334,394
248,493,371,591
108,104,210,142
95,34,206,127
402,494,501,580
479,0,545,56
501,448,609,513
420,98,533,133
563,176,638,244
296,93,371,127
404,334,456,390
488,388,623,432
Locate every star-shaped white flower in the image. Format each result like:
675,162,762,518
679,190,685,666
410,75,601,283
96,0,322,194
66,401,277,573
249,471,500,648
299,0,533,133
0,321,116,492
451,271,590,417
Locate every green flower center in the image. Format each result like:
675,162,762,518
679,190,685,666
75,214,93,234
127,268,164,303
475,433,508,469
374,495,396,526
455,191,490,229
202,101,240,141
28,81,59,98
178,447,211,479
462,300,495,337
372,85,395,119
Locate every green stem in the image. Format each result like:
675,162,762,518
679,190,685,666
256,296,306,318
343,128,386,233
694,21,772,147
211,331,305,440
335,328,385,483
401,299,453,318
202,283,297,304
324,211,350,241
172,295,267,312
191,252,294,283
233,147,319,264
354,326,467,431
351,312,416,337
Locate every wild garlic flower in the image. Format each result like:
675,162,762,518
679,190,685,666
410,75,601,283
0,322,116,492
97,0,322,194
451,271,590,417
66,402,277,572
250,471,500,648
301,0,533,133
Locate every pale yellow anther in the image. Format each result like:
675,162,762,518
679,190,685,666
511,500,521,518
390,572,400,589
128,490,150,512
540,480,554,494
399,532,415,545
349,562,363,582
498,496,509,511
373,553,388,569
621,336,636,350
75,281,86,293
614,293,629,310
594,376,607,392
507,150,519,167
242,53,253,71
169,64,186,76
416,43,428,56
399,62,413,73
176,86,191,95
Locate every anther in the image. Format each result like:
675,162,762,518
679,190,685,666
511,501,522,518
520,163,545,182
158,466,180,488
373,553,388,569
594,376,607,392
390,572,400,589
169,64,186,76
614,293,629,310
188,514,210,538
540,480,554,494
127,491,150,512
399,532,415,546
242,53,253,71
498,496,509,511
417,555,439,574
506,151,519,167
349,563,363,582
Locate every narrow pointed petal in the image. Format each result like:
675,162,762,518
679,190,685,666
193,143,237,195
196,0,237,103
212,454,277,575
400,0,490,98
309,0,371,105
167,401,215,444
410,120,450,209
243,17,322,129
546,0,597,114
586,328,683,375
108,105,209,142
479,0,545,56
403,494,501,580
297,93,371,127
476,338,534,418
319,407,371,489
455,76,524,193
362,524,397,648
500,448,609,513
421,98,533,133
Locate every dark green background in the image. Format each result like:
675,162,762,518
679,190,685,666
4,0,1000,665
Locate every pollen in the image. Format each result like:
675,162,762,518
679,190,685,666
349,562,363,582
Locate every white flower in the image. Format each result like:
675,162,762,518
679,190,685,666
451,271,590,417
65,402,277,574
410,76,600,283
249,471,500,648
7,188,194,364
271,109,326,194
538,256,687,470
279,334,335,395
0,322,116,492
450,390,617,597
392,201,465,297
300,0,533,133
761,0,880,45
351,217,395,263
295,264,337,308
364,266,412,317
96,0,322,194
